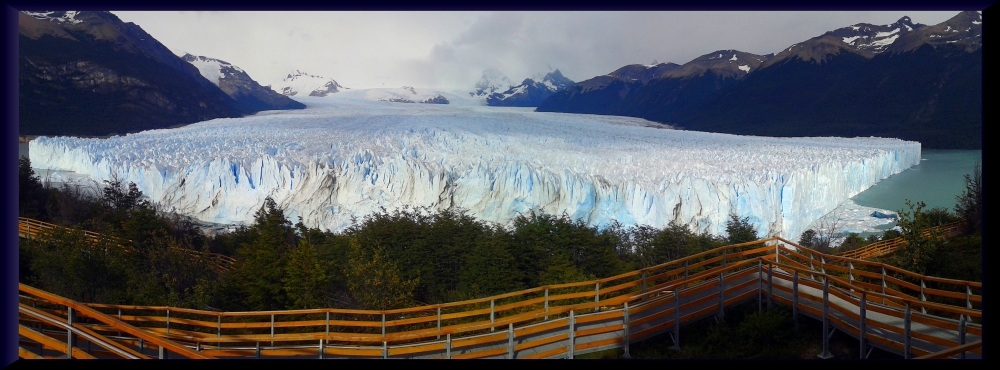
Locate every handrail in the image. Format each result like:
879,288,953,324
18,219,979,359
835,222,963,260
916,340,982,359
18,217,235,272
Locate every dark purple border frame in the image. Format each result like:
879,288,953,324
2,1,988,367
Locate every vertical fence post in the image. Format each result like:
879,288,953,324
139,338,143,354
859,292,866,359
161,344,168,359
118,308,122,338
381,314,386,337
255,342,260,359
819,277,832,359
919,279,927,314
718,272,725,320
446,333,452,359
767,264,773,310
27,223,31,240
325,312,330,337
437,307,442,340
165,309,170,334
623,302,631,359
723,247,727,267
568,310,575,359
66,307,74,359
318,339,324,359
382,341,387,359
848,262,854,289
683,260,689,289
757,260,763,312
881,266,888,305
966,285,973,322
673,288,680,350
641,270,647,294
792,270,799,330
217,315,222,339
508,323,515,359
595,282,601,313
903,303,911,359
809,252,816,280
958,316,967,360
544,289,549,321
820,256,826,274
490,299,495,332
270,314,275,347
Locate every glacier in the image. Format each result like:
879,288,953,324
29,95,921,239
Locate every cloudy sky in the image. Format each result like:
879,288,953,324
112,11,963,91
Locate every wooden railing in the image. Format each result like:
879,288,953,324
18,235,982,360
835,222,964,260
18,217,235,273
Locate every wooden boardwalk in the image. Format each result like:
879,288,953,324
17,232,982,360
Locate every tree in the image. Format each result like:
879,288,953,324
725,214,758,245
798,229,817,248
231,197,297,310
838,233,866,252
344,238,418,310
19,156,46,219
955,161,982,234
284,240,331,309
892,200,939,274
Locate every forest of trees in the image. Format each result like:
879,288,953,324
17,156,982,313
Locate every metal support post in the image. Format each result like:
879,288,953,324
437,307,442,339
723,247,727,267
966,285,973,322
673,288,680,350
820,256,826,274
568,310,575,359
270,314,275,338
508,323,515,359
757,261,763,312
958,316,967,359
792,270,799,330
848,262,854,289
881,267,887,305
325,312,330,337
255,342,260,359
381,314,386,337
166,309,170,334
490,299,495,331
66,307,74,359
683,260,689,289
809,252,816,280
160,345,167,359
919,279,927,314
903,304,911,359
382,341,388,359
139,338,144,353
446,334,452,359
595,282,601,312
623,302,631,359
641,271,647,294
775,243,779,264
818,278,833,359
718,272,725,320
859,292,866,359
318,339,324,359
544,289,549,321
767,265,773,310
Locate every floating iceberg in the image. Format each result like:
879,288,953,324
30,95,921,239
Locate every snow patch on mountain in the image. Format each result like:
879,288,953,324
273,70,345,97
23,11,83,24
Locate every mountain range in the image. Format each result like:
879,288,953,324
536,11,982,149
18,10,302,137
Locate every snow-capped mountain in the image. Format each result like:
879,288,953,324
334,86,453,104
175,51,305,113
18,10,243,136
823,16,925,55
538,11,981,149
470,68,513,98
886,11,981,54
486,69,574,107
273,70,346,97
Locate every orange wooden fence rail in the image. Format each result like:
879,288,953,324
835,222,964,260
18,217,235,273
18,234,981,360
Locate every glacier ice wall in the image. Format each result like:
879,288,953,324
30,96,921,239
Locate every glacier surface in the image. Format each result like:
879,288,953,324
30,95,921,239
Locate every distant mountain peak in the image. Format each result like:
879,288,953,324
274,70,345,97
471,68,513,97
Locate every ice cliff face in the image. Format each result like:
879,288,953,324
29,95,920,239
